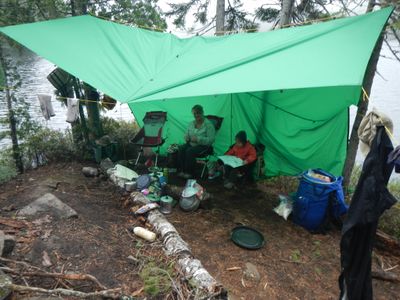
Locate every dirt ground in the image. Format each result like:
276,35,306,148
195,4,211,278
1,162,399,299
0,162,178,299
167,176,400,300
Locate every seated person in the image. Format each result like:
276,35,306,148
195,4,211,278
178,104,216,179
209,131,257,189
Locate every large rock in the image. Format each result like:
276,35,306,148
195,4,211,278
0,231,15,257
100,158,114,173
18,193,78,219
82,167,99,177
0,270,12,300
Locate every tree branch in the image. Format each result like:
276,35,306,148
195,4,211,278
384,38,400,62
0,267,107,290
0,283,121,299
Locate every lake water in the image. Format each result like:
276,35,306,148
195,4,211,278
0,47,134,148
1,44,399,165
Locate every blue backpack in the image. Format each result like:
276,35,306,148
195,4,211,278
293,169,348,231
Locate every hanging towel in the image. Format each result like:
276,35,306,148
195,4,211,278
358,108,393,156
66,98,79,123
37,94,55,120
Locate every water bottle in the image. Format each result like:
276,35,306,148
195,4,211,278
133,227,156,242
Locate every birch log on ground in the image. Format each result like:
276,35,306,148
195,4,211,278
0,284,121,299
130,192,222,294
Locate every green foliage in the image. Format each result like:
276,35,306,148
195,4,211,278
348,164,362,193
101,117,139,159
139,261,175,297
350,165,400,199
225,2,258,32
0,148,17,184
166,0,200,28
312,240,321,258
92,0,167,30
350,164,400,239
379,203,400,240
23,127,78,165
166,0,257,32
0,0,68,26
255,7,279,22
290,249,301,263
379,180,400,239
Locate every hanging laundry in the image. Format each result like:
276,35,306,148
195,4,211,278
66,98,79,123
37,94,55,120
358,108,393,156
339,126,396,300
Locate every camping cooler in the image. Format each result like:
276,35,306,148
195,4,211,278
293,169,347,231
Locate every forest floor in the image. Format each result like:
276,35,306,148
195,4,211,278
0,162,187,299
0,162,399,299
168,175,400,300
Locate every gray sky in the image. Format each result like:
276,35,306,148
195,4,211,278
157,0,369,37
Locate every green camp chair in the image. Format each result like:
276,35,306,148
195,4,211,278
130,111,167,168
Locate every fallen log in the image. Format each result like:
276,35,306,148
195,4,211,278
131,192,222,295
0,267,107,290
372,270,400,283
0,283,120,299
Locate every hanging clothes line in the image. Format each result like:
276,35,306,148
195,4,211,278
55,95,117,105
0,86,16,90
362,86,370,102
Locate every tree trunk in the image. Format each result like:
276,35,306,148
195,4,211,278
72,79,90,145
84,83,103,139
342,1,381,188
278,0,295,27
0,48,23,174
5,87,23,173
215,0,225,36
70,0,76,16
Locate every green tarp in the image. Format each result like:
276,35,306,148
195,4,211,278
0,7,393,176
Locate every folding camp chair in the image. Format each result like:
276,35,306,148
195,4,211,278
130,111,167,168
196,115,224,178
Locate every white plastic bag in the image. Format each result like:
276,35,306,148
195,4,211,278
273,194,293,220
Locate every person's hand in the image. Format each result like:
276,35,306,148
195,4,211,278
191,136,198,142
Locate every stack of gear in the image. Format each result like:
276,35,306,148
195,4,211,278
108,164,139,188
137,172,167,202
293,169,348,232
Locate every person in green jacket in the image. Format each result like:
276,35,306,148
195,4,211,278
178,104,215,179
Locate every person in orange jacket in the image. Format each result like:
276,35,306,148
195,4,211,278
209,130,257,189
